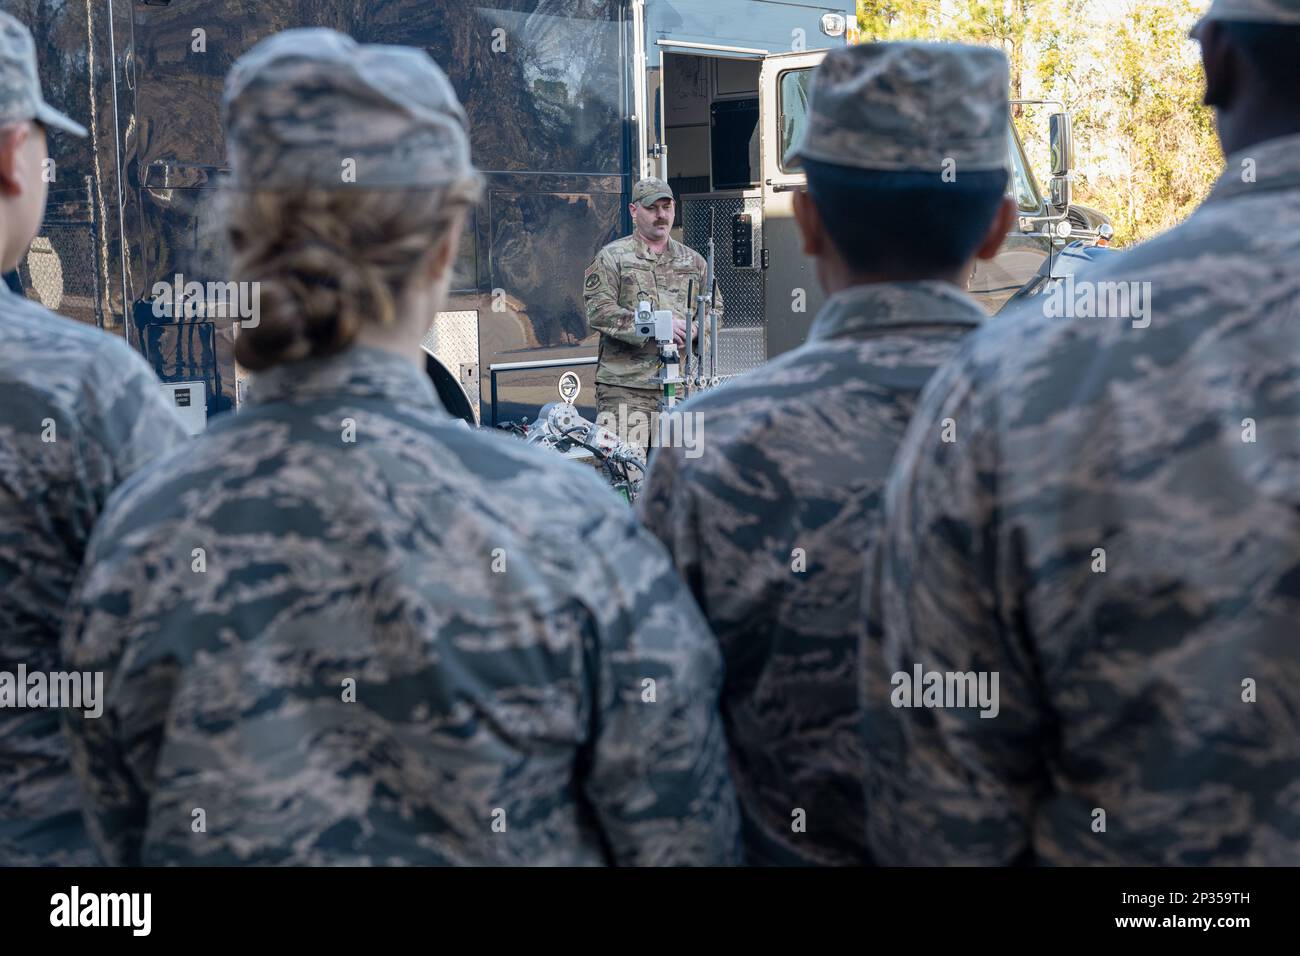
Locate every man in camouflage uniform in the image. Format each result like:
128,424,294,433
584,177,721,455
637,44,1016,864
60,29,740,866
865,0,1300,865
0,12,187,866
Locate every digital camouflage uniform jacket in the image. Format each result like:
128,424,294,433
61,345,741,866
639,281,983,865
0,285,186,865
866,133,1300,866
584,233,722,390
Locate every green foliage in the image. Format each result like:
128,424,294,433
857,0,1220,246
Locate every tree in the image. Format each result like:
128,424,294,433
858,0,1220,246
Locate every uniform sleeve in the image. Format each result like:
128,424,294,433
59,341,185,866
578,496,741,865
78,336,188,505
60,524,167,867
862,347,1049,866
635,443,704,603
584,252,648,346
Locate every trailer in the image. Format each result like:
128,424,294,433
9,0,1096,431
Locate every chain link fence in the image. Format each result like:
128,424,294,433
15,176,102,327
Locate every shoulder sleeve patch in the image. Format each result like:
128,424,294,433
585,271,601,291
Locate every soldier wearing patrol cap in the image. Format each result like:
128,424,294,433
584,177,722,454
637,42,1017,865
61,28,740,866
867,0,1300,865
0,11,188,865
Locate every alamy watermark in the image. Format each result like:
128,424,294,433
1042,274,1152,329
597,405,705,458
0,664,103,718
151,273,261,328
50,886,151,936
891,664,1000,719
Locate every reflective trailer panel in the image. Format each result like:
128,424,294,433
421,311,481,424
128,0,628,427
681,193,765,380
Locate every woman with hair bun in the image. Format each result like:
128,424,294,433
60,29,739,867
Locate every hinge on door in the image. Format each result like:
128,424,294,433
761,248,769,270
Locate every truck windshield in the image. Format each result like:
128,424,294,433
1009,124,1042,212
782,64,1047,216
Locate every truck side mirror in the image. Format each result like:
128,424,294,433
1050,175,1072,210
1049,112,1074,210
1049,112,1073,177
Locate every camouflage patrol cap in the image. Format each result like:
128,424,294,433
0,12,86,136
1193,0,1300,34
632,177,673,206
785,42,1009,173
222,28,474,189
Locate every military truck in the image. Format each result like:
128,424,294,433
7,0,1104,431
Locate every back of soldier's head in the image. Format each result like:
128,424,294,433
785,41,1011,278
220,29,484,371
1193,1,1300,132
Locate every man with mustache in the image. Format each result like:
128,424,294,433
584,177,721,457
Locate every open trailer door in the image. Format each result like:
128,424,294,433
758,50,826,360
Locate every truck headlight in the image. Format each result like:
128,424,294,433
1055,220,1074,240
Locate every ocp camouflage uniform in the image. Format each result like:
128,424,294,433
0,11,185,866
59,29,741,867
593,381,661,459
585,228,722,449
638,42,1009,865
865,3,1300,865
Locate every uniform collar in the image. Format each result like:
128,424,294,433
808,280,985,342
1208,132,1300,205
247,343,443,411
0,281,33,311
632,231,672,261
